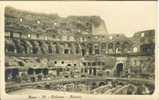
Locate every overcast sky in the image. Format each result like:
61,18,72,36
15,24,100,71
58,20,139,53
3,1,157,37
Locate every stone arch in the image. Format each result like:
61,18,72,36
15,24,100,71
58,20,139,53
5,39,16,53
69,43,75,54
23,40,33,54
39,41,49,54
20,40,30,54
87,43,93,55
47,42,53,54
45,84,50,89
92,82,97,89
74,43,80,54
64,42,72,54
115,42,121,53
108,43,113,49
14,39,25,54
99,81,105,86
115,42,120,48
122,41,130,53
140,44,154,55
116,63,124,77
27,68,34,75
122,41,129,48
32,40,41,54
55,42,61,54
101,43,106,49
105,69,111,76
108,43,114,53
94,43,100,55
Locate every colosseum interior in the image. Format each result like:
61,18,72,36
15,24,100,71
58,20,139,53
5,7,155,95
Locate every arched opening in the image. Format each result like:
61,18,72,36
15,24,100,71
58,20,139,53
81,74,85,77
27,68,36,82
27,68,34,75
35,69,42,74
75,44,80,54
106,70,111,76
95,49,100,55
89,68,92,75
140,44,154,55
108,43,113,49
116,63,124,77
45,84,50,89
122,42,130,53
99,82,105,87
48,42,53,54
82,49,86,56
101,43,106,49
108,43,114,53
92,82,97,89
87,43,93,55
65,75,69,78
42,68,48,76
115,42,121,53
64,49,69,54
5,68,19,81
12,68,19,79
92,68,96,76
115,42,120,48
36,85,42,89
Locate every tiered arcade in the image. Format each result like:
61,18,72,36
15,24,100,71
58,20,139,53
5,7,155,94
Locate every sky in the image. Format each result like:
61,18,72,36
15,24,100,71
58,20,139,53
3,1,157,37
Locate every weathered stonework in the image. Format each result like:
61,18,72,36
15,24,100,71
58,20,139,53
5,7,155,95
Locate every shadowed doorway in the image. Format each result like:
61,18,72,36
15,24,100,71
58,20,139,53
116,63,124,77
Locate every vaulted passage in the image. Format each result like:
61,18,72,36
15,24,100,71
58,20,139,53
5,68,19,81
116,63,123,77
99,82,105,86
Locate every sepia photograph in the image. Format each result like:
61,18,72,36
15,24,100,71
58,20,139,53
1,1,158,99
